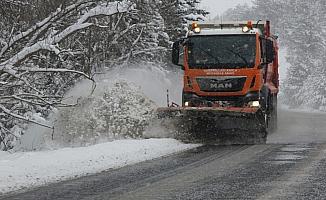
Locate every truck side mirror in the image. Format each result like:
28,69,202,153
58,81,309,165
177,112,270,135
172,40,184,69
266,40,274,63
172,41,180,65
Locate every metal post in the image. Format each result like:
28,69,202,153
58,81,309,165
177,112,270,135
167,89,170,107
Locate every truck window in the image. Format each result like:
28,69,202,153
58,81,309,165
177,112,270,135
187,35,256,69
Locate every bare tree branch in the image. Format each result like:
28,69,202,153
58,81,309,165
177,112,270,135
0,105,53,129
18,67,94,81
0,1,93,57
0,1,132,76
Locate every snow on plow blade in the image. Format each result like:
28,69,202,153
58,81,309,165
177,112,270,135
156,107,267,145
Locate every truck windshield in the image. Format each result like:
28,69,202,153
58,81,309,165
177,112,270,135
187,35,256,69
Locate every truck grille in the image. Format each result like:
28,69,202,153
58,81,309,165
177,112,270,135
196,76,247,92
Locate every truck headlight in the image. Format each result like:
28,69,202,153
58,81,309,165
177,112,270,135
242,26,250,33
185,101,190,107
194,27,201,33
248,101,260,107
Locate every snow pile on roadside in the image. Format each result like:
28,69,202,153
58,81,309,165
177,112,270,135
54,80,156,147
0,151,9,158
0,138,199,194
17,64,183,150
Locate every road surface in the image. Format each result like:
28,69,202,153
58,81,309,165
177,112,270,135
2,109,326,200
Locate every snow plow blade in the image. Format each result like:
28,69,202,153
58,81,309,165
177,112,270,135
156,107,267,145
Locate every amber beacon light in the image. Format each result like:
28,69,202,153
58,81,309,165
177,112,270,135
192,22,201,33
242,21,253,33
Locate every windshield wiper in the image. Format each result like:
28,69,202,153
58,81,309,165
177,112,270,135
226,48,249,67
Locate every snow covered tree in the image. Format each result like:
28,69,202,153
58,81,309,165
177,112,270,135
119,0,170,64
158,0,180,42
0,0,208,150
178,0,208,32
0,0,134,150
282,1,326,108
157,0,208,64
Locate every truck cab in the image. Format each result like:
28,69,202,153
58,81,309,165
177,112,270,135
172,21,279,113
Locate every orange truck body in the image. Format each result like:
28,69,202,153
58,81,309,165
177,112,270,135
173,21,279,111
183,35,279,98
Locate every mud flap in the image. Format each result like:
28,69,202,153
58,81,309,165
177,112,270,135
156,107,267,145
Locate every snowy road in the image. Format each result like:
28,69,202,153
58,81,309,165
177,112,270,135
2,109,326,200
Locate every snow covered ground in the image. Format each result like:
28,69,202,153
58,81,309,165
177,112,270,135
0,139,199,194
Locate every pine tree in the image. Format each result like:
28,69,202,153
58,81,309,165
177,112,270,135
125,0,170,64
159,0,180,42
178,0,208,32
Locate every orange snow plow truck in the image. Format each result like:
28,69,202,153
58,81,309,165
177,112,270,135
157,20,279,144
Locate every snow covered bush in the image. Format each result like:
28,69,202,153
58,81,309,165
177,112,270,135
53,81,156,147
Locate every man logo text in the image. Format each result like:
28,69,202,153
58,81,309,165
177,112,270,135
210,83,232,89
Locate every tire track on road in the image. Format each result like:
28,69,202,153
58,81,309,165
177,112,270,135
107,144,275,200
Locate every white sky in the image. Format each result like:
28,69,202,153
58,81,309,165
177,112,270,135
200,0,253,19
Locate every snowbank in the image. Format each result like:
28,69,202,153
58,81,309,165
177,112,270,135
53,81,157,147
0,139,199,194
17,64,183,150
